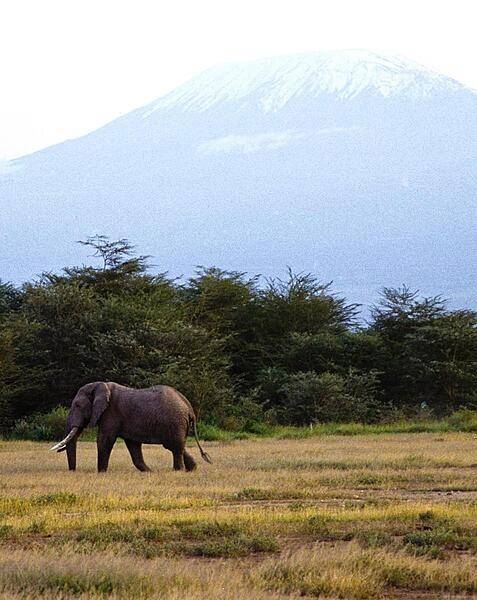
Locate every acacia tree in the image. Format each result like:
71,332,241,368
78,235,149,271
404,310,477,412
370,287,477,414
183,266,261,386
0,238,234,426
258,269,358,338
0,280,22,319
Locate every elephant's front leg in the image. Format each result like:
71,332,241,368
97,431,117,472
66,438,77,471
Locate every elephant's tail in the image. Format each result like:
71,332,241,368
190,417,212,464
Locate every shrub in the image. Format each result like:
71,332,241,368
447,409,477,432
278,370,382,425
12,406,68,441
217,392,266,431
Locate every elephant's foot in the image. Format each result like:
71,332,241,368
184,451,197,472
172,451,185,471
134,462,151,472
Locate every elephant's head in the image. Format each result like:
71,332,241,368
67,381,111,430
50,382,111,470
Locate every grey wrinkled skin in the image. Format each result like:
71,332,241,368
61,382,210,473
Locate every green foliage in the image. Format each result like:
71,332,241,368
276,370,381,425
0,280,22,319
2,239,477,431
12,406,68,441
0,238,232,427
447,408,477,431
258,269,357,337
370,286,477,415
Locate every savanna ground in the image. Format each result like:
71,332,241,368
1,433,477,599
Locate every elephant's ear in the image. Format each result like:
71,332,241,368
90,382,111,427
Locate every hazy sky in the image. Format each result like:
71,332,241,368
1,0,476,159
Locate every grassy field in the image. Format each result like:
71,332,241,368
1,433,477,598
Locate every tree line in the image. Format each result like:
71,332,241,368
1,236,476,432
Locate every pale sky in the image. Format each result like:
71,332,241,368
1,0,476,160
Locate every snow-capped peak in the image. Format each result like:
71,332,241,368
145,50,465,115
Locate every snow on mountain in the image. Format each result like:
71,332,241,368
145,50,465,115
2,50,477,310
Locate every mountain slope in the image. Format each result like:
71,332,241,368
2,50,477,308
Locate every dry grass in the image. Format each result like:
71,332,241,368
1,433,476,598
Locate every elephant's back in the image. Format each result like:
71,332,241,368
148,385,194,420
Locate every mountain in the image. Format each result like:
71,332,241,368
2,50,477,308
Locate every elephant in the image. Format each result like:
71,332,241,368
50,382,211,473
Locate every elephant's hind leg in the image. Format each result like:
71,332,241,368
124,439,151,472
172,450,185,471
183,450,197,472
164,442,185,471
164,440,188,471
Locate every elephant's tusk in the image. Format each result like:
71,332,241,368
50,427,79,452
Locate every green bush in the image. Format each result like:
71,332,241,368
447,409,477,432
12,406,68,441
278,370,382,425
217,393,266,432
